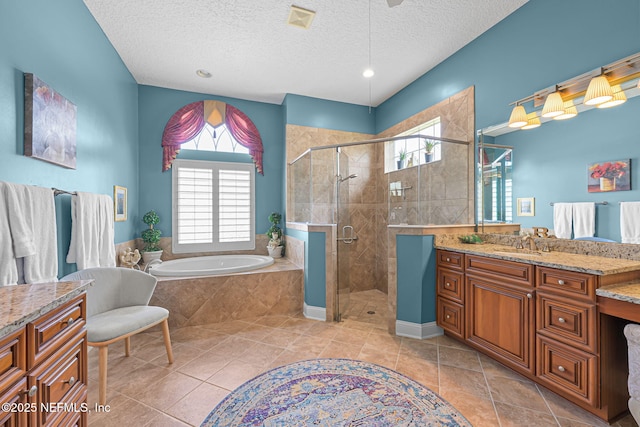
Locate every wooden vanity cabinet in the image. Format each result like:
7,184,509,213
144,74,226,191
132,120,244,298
465,255,535,375
436,251,465,339
0,293,87,427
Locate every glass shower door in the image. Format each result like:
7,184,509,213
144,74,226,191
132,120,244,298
335,147,352,321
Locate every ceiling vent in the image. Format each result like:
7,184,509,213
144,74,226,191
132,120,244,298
287,5,315,29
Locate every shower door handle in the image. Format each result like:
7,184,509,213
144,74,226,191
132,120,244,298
337,225,358,244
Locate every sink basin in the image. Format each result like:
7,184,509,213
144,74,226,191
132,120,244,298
492,248,547,256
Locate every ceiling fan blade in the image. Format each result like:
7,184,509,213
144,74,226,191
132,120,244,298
386,0,404,7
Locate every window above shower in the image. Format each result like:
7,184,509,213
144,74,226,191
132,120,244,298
384,117,441,173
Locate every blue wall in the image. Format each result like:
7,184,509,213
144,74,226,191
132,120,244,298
396,235,436,324
137,85,285,238
286,229,326,308
283,94,376,134
0,0,139,276
377,0,640,242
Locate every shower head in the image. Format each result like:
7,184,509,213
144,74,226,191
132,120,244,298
338,174,358,183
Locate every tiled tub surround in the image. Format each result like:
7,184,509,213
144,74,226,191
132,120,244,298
149,258,303,328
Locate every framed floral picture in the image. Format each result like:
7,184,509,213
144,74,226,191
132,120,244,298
517,197,535,216
114,186,127,221
588,159,631,193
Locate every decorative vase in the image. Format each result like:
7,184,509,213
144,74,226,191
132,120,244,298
142,250,163,264
397,160,404,170
267,246,284,258
599,177,616,191
424,153,433,163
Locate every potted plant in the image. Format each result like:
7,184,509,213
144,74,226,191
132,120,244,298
424,139,438,163
266,212,284,258
397,149,407,170
141,210,163,263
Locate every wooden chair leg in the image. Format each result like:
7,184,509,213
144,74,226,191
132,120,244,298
98,346,109,406
124,337,131,357
161,319,174,364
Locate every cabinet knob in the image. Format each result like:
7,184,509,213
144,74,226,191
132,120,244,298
446,315,451,319
23,385,38,397
64,376,76,387
558,279,565,285
61,317,74,326
558,317,566,323
557,365,566,372
445,282,451,287
527,293,532,299
446,257,451,262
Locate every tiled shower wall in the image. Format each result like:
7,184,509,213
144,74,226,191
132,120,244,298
286,86,475,298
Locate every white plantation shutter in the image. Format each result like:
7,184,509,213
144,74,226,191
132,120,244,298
172,159,255,253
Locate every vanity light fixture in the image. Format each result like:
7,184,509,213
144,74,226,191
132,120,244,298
584,74,613,106
598,85,627,109
541,92,565,118
507,104,528,128
554,100,578,120
521,112,541,130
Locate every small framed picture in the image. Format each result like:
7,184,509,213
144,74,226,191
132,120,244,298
114,185,127,221
517,197,535,216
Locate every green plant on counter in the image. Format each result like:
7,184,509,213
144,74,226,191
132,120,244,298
141,210,162,252
458,234,482,244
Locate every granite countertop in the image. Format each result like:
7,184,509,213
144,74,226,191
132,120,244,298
597,281,640,305
0,280,92,337
436,241,640,275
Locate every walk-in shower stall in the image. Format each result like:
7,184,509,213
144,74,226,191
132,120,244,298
288,134,471,323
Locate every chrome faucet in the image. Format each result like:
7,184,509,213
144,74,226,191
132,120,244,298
144,258,163,273
521,235,538,251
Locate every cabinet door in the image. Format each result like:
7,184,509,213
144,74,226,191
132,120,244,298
437,297,464,339
466,274,535,375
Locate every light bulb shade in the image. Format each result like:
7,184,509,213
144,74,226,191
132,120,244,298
554,100,578,120
508,105,528,128
584,75,613,106
521,112,541,130
541,92,565,118
597,85,626,108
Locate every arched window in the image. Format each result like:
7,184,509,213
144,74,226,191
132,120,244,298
161,100,264,174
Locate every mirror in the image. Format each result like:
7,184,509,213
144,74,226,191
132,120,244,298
477,132,513,231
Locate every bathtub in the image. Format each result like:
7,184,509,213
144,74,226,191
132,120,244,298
148,254,274,277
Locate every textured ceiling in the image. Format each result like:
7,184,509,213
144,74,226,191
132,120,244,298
83,0,528,106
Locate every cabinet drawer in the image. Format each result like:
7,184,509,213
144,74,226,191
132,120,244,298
537,267,596,301
437,250,464,271
27,294,86,369
437,268,464,303
437,297,464,339
0,377,29,427
466,255,534,287
0,328,26,389
537,335,598,408
30,332,87,427
537,292,597,353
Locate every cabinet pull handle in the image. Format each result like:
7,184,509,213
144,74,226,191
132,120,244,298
527,293,532,299
558,279,565,285
64,376,76,387
23,385,38,397
558,317,566,323
445,282,451,287
557,365,566,372
61,317,74,326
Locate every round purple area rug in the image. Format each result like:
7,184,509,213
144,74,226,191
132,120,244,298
201,358,471,427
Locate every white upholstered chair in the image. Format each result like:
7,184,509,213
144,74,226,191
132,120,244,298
624,324,640,423
61,267,174,405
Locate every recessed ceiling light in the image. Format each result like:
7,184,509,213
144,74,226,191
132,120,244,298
363,68,374,78
196,69,212,78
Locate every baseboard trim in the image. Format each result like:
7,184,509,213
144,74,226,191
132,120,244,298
395,320,443,339
303,303,326,321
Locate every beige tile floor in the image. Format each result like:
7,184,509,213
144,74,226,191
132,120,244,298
87,290,638,427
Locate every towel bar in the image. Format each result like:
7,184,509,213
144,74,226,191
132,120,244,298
549,201,608,206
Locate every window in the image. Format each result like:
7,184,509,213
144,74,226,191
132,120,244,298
384,118,441,172
172,159,255,253
180,123,250,154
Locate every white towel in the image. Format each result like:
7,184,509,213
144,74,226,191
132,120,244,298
66,192,116,269
553,203,573,239
621,202,640,244
0,182,28,285
572,202,595,239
